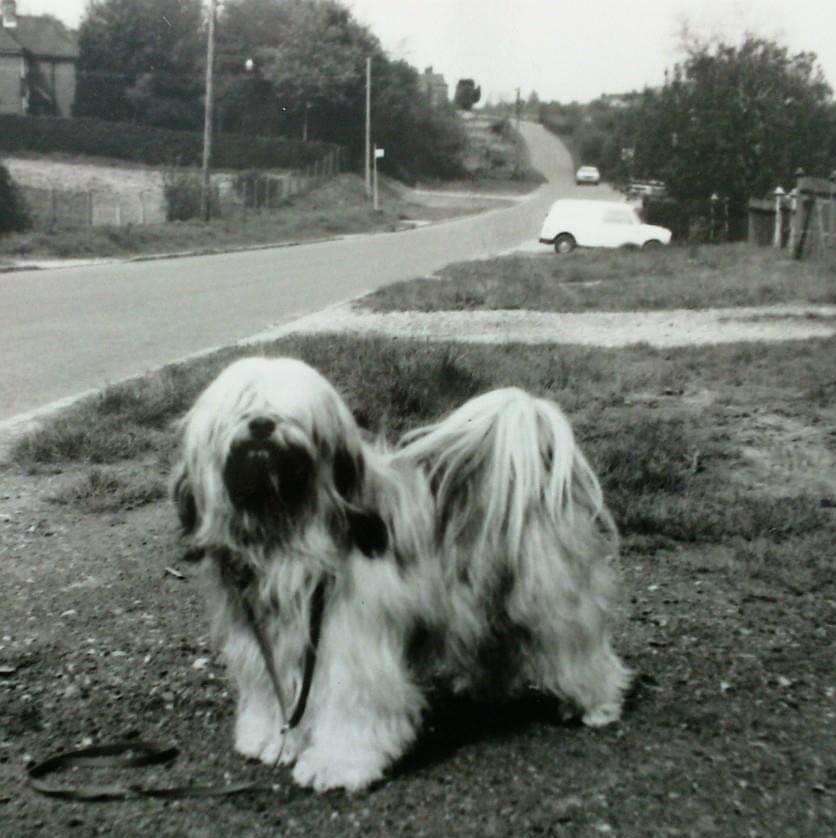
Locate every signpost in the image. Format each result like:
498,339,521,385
373,146,384,211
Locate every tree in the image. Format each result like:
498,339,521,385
369,59,467,180
218,0,466,179
73,0,466,180
454,79,481,111
75,0,205,128
626,36,834,205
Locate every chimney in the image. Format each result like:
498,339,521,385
2,0,17,29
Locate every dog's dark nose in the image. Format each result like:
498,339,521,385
248,417,276,439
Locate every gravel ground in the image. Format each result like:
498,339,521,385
249,302,836,348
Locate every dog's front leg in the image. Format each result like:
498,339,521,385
291,596,424,792
220,623,293,765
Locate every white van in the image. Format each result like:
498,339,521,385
539,200,672,254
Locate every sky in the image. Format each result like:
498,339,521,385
19,0,836,104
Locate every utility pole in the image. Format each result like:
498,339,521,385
364,56,371,199
514,87,521,176
515,87,521,132
200,0,217,222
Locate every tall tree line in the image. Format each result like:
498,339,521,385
74,0,466,180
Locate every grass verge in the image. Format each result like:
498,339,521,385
0,173,535,263
362,243,836,312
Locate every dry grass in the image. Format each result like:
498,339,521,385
0,174,517,263
363,243,836,312
9,332,835,558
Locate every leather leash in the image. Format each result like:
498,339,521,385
27,742,264,800
27,557,328,801
240,576,327,734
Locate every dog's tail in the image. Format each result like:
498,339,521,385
395,388,617,564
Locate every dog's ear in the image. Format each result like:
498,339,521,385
346,508,388,558
172,466,198,535
333,444,387,557
333,444,364,499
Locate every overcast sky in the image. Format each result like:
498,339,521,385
21,0,836,103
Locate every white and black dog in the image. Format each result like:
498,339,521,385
171,356,630,791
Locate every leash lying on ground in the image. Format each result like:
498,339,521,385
28,557,329,802
27,742,267,801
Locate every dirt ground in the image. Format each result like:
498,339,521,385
1,311,835,837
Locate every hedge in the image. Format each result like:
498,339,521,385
0,115,338,171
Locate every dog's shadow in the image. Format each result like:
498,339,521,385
396,675,649,782
395,691,577,777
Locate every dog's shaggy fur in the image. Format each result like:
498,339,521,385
171,356,630,791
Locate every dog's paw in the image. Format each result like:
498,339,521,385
235,726,283,764
582,702,622,728
234,708,284,764
292,747,383,792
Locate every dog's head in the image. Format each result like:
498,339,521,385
172,356,387,560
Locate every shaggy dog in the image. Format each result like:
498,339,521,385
171,356,630,791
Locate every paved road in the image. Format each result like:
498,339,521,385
0,123,619,428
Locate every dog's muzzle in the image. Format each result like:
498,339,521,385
223,421,314,516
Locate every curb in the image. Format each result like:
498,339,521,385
0,236,339,274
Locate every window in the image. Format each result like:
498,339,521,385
603,208,637,225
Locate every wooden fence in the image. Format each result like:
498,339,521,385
748,175,836,259
18,146,345,230
20,186,165,227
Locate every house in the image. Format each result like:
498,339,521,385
0,0,79,116
419,66,448,107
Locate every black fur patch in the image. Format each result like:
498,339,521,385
346,508,388,558
223,440,314,516
333,445,363,499
173,471,197,534
472,570,532,696
406,619,446,676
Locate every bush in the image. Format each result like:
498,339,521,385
642,197,747,243
0,115,337,171
0,163,30,234
163,171,203,221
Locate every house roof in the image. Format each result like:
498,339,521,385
0,15,78,60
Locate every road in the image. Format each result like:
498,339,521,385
0,123,619,428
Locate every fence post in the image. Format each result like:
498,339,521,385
772,187,785,248
794,193,815,260
49,188,56,226
788,189,798,254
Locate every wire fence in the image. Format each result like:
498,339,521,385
224,146,344,214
